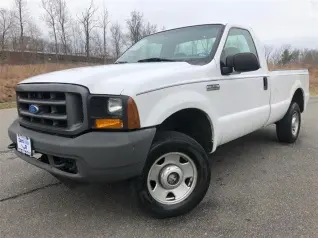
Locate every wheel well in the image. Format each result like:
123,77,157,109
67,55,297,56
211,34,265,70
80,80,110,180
292,89,304,112
157,108,213,153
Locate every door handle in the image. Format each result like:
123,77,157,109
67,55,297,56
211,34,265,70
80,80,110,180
263,77,268,90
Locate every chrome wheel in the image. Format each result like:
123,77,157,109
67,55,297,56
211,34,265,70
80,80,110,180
291,112,300,136
147,152,198,205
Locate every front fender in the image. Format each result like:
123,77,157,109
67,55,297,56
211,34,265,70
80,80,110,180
135,89,220,152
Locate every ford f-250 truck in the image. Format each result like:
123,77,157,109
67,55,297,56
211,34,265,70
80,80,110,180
8,23,309,218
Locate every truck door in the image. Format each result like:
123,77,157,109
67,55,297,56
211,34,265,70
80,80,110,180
216,27,270,145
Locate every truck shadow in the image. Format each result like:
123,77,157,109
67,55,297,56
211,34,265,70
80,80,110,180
210,125,278,165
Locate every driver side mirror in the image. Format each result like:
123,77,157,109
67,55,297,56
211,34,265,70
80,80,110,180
222,52,260,75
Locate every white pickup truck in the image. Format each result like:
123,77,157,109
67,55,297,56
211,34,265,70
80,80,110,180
8,23,309,218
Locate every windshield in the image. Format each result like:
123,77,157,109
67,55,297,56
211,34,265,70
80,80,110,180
116,24,224,64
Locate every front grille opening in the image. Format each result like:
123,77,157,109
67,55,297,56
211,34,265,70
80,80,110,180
19,103,29,110
53,156,78,174
19,103,66,115
31,117,42,124
43,119,54,126
74,94,84,123
18,92,28,99
53,106,66,114
22,116,31,122
39,155,78,174
50,92,65,100
18,92,66,100
39,154,50,164
53,120,67,127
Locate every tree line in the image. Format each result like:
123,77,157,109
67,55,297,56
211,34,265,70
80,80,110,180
0,0,163,62
265,45,318,66
1,0,317,65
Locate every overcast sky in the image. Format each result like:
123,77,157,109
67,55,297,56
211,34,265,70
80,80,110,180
1,0,318,48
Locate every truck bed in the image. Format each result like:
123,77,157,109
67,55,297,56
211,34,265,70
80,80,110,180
266,69,310,126
269,69,309,76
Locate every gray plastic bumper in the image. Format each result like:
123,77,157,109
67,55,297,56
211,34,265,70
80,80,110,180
8,119,156,182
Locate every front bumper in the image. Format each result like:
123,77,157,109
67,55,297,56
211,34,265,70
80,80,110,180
8,119,156,182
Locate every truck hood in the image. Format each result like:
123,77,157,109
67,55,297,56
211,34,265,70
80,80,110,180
20,62,210,95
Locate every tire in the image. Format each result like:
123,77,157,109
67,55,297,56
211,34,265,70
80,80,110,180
276,102,301,143
133,131,211,219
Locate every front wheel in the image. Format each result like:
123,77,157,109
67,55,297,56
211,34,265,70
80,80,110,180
134,131,211,219
276,102,301,143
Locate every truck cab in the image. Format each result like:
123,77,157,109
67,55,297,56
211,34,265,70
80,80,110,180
8,23,310,218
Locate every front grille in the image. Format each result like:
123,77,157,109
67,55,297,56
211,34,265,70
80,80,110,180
16,84,89,136
17,91,69,128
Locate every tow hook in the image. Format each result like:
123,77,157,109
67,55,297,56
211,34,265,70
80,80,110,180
7,143,16,150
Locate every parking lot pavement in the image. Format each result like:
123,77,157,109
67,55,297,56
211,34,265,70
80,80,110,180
1,99,318,238
0,108,17,151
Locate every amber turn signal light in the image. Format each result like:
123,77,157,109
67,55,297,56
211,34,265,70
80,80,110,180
95,118,123,129
127,97,140,129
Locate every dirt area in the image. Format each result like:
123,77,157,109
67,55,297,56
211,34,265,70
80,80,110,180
0,64,91,103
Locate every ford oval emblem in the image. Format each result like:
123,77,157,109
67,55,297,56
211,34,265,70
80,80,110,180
29,105,40,114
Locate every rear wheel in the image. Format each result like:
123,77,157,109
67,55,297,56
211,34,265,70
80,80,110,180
134,131,211,218
276,102,301,143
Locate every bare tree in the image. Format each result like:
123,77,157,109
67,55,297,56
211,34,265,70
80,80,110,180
126,10,144,45
110,22,123,59
91,30,102,57
264,45,274,64
0,3,167,63
55,0,69,55
14,0,27,54
70,19,83,55
270,45,293,66
271,46,285,66
26,20,42,52
9,24,20,51
142,22,157,37
302,49,318,65
99,6,109,63
0,8,14,50
79,0,98,61
41,0,59,61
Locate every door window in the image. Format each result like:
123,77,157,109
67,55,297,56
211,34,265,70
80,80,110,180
221,28,258,65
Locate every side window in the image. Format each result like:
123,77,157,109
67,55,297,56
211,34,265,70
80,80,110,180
221,28,258,64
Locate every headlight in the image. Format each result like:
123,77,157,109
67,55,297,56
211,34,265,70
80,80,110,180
89,95,140,130
107,98,122,115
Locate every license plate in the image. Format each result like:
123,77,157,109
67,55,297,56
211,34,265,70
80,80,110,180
17,134,32,156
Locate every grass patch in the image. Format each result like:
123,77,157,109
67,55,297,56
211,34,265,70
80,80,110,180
0,63,95,103
0,101,16,109
310,85,318,96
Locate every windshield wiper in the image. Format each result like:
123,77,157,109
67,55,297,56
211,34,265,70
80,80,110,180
115,61,128,64
137,58,177,63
